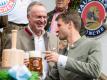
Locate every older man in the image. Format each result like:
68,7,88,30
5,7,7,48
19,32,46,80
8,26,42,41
4,1,59,80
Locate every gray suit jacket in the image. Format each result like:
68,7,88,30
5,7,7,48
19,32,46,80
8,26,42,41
4,27,59,51
46,36,102,80
4,28,59,68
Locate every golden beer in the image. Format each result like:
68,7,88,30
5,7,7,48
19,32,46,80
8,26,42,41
29,51,43,75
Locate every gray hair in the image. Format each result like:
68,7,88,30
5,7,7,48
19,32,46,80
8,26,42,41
27,1,46,16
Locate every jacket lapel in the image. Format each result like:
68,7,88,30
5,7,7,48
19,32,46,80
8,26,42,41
43,32,49,51
25,28,50,51
24,27,35,50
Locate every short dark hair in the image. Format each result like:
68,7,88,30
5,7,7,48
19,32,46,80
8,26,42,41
57,10,81,31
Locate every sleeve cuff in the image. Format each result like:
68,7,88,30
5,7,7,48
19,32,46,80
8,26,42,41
57,55,68,68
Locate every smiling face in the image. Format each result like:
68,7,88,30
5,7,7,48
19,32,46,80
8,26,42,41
56,18,70,40
27,5,47,34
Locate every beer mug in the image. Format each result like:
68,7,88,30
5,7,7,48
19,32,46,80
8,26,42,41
29,51,43,75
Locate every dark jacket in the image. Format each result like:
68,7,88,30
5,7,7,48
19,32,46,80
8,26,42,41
45,10,55,31
0,16,8,28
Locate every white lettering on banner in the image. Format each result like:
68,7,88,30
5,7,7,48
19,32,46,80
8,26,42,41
0,0,16,16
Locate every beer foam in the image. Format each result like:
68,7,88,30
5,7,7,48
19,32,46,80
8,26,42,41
29,50,42,58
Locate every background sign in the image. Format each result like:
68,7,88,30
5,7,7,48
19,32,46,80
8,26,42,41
0,0,16,16
78,0,107,37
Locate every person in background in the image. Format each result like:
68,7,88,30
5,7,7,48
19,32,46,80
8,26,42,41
3,1,59,80
45,0,70,34
45,10,102,80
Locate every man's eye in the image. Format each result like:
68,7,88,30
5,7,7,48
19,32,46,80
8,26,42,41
57,24,61,27
43,16,47,19
37,16,47,19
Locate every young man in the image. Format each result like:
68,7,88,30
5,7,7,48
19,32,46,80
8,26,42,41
45,11,102,80
3,1,59,80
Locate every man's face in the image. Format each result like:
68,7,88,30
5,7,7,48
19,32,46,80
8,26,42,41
27,5,47,33
56,18,69,40
56,0,69,10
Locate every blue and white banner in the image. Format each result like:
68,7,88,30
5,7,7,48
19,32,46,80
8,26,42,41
0,0,16,16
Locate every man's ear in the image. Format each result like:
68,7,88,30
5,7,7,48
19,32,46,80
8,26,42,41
27,15,30,19
68,21,73,29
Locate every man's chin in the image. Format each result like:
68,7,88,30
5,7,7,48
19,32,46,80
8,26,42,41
56,33,59,37
37,27,44,31
59,36,65,40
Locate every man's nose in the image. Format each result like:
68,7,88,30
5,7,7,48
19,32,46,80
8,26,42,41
40,17,45,22
56,27,59,33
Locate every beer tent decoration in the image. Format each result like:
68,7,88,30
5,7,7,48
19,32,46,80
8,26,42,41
78,0,107,37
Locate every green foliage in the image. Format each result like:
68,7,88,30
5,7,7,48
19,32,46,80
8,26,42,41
28,71,39,80
0,69,12,80
0,70,39,80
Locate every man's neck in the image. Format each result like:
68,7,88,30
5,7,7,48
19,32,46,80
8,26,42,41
67,32,81,45
34,30,43,37
28,26,43,37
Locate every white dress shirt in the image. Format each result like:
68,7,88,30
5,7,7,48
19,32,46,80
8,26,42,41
28,26,48,80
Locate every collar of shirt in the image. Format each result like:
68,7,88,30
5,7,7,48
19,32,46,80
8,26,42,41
27,25,45,38
67,36,86,50
27,26,47,79
27,25,45,51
